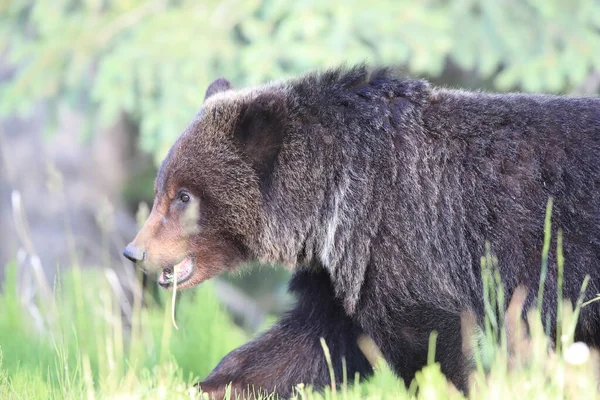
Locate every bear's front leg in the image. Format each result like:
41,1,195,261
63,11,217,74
197,269,373,399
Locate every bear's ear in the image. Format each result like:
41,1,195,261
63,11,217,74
204,78,232,101
234,91,287,185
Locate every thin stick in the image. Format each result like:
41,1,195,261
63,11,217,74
171,266,179,330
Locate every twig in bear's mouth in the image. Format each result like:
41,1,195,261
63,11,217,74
171,266,179,330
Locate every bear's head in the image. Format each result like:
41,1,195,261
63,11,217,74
123,78,288,289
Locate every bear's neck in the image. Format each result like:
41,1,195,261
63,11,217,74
254,73,432,314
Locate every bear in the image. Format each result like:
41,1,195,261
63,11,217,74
123,66,600,398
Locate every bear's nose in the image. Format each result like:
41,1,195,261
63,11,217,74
123,244,145,263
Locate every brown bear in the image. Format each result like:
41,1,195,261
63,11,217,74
124,66,600,397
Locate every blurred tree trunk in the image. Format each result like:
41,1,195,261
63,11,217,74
0,56,140,294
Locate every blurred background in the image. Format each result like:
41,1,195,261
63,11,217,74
1,0,600,335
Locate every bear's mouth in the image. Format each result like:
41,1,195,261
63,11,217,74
157,257,194,289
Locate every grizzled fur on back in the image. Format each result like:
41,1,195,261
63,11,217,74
248,67,600,319
133,66,600,395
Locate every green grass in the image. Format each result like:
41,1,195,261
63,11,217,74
0,262,245,399
1,203,599,399
1,265,598,400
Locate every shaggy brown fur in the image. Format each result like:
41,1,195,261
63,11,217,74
124,65,600,397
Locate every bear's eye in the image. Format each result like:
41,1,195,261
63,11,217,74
179,192,190,203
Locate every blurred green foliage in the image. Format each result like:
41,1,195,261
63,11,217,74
1,0,600,164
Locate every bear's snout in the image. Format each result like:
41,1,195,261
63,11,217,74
123,243,145,263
